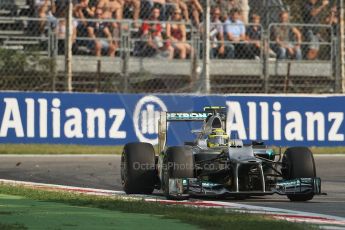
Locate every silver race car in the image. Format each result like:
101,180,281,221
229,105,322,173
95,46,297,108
121,106,322,201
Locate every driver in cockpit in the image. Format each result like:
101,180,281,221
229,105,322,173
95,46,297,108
207,128,229,148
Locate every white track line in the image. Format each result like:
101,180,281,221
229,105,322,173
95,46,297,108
0,154,344,157
0,179,344,229
0,154,122,158
314,154,345,157
0,179,124,195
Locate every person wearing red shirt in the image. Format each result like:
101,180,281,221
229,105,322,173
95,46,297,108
140,7,174,58
166,8,193,59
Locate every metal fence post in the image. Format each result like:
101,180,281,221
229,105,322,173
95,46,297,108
96,59,101,92
263,28,269,94
262,0,269,93
121,21,130,93
202,0,211,94
190,27,200,89
333,35,339,93
65,0,73,92
48,21,57,91
339,0,345,93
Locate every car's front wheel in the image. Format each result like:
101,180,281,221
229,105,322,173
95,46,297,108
162,146,194,200
121,142,156,194
282,147,316,201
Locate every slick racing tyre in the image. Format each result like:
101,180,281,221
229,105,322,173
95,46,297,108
121,142,156,194
162,146,194,200
282,147,316,201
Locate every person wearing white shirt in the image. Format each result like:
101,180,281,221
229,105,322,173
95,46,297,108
35,0,56,35
223,8,246,59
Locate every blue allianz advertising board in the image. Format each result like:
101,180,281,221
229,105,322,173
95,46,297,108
0,92,344,146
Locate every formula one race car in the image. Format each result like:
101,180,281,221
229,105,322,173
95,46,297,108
121,107,322,201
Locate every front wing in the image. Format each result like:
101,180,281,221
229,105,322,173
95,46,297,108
168,177,322,198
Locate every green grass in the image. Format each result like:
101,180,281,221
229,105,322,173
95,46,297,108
0,144,123,155
0,223,27,230
0,184,313,230
0,193,198,230
309,146,345,154
272,146,345,155
0,144,343,155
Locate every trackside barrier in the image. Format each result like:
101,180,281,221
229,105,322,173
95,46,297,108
0,92,344,146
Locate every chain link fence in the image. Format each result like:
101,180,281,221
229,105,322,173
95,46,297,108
0,16,55,91
0,0,344,93
266,23,335,93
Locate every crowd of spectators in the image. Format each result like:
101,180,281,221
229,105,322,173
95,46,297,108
32,0,338,59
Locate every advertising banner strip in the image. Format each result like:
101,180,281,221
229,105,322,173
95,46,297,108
0,92,344,146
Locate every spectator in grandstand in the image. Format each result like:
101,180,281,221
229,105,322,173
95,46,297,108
74,0,97,37
200,7,225,59
188,0,203,27
140,0,166,20
169,0,203,26
74,0,97,19
120,0,141,27
55,10,78,55
166,8,193,59
245,13,276,59
87,7,117,56
92,0,123,40
35,0,56,36
223,8,246,59
325,4,338,34
271,11,302,60
97,0,123,20
248,0,286,25
245,13,261,59
212,0,239,21
212,0,249,23
303,0,329,60
240,0,249,24
139,7,174,58
166,0,189,22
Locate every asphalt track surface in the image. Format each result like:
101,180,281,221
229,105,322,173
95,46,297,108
0,154,344,218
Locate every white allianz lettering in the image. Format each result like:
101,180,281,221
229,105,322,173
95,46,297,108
328,112,344,141
64,108,83,138
85,108,106,138
109,109,126,138
226,101,247,139
285,112,303,141
0,98,24,137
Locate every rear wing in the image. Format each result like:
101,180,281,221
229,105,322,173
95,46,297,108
167,112,212,121
158,110,226,153
203,106,226,115
167,107,227,121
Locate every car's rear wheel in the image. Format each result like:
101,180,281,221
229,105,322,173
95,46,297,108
162,146,194,200
282,147,316,201
121,142,156,194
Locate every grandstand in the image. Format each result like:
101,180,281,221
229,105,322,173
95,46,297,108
0,0,38,50
0,0,342,93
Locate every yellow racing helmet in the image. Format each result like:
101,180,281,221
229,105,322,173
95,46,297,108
207,128,229,148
